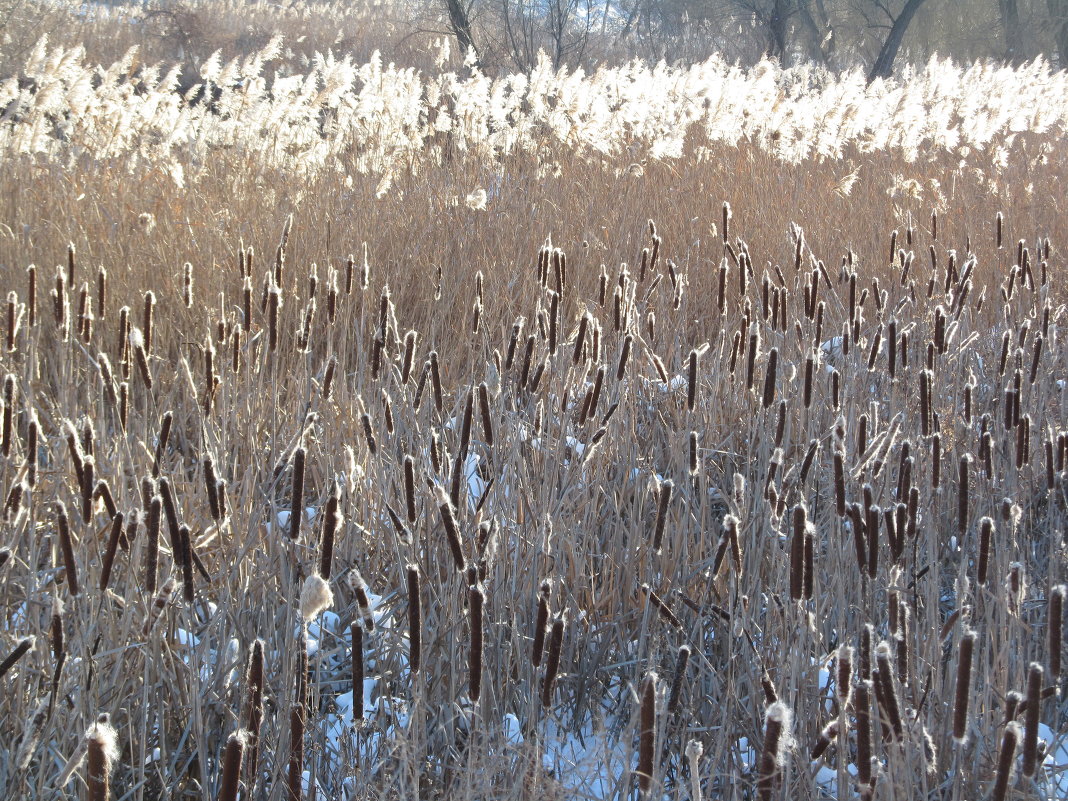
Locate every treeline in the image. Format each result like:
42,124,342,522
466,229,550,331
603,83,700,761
444,0,1068,76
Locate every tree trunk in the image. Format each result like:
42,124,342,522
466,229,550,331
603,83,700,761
867,0,928,83
444,0,479,64
1049,0,1068,67
1001,0,1024,64
768,0,793,60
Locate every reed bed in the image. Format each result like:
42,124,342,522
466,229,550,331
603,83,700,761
0,33,1067,801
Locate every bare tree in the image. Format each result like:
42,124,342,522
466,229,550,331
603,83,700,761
1000,0,1025,63
867,0,930,81
444,0,480,63
1048,0,1068,65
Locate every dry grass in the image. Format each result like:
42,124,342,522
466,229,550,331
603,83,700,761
0,27,1067,801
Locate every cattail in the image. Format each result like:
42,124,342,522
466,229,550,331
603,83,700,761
158,476,182,560
996,689,1021,726
958,454,970,535
429,351,443,412
790,504,807,601
0,635,35,679
667,645,691,714
201,454,222,522
756,702,793,801
616,334,633,381
4,293,18,352
833,448,846,517
143,576,176,636
3,480,25,522
533,580,551,667
16,696,49,769
470,383,493,450
49,593,64,670
266,284,280,352
652,479,672,553
874,643,904,741
685,348,699,411
746,323,760,392
287,703,304,801
468,582,484,702
140,290,154,354
99,512,124,592
952,629,977,743
351,622,364,722
1050,584,1064,682
26,264,36,328
855,679,873,786
64,419,85,489
26,410,37,487
810,721,839,761
641,584,683,629
1006,562,1027,609
288,448,306,541
990,721,1020,801
541,612,566,707
145,495,162,594
434,484,465,570
977,516,994,586
299,574,333,623
316,486,341,581
218,730,247,801
130,328,152,388
405,565,421,674
244,640,265,784
836,645,854,706
178,525,194,603
637,671,658,794
55,501,80,597
803,528,814,599
1021,662,1043,776
688,431,699,476
347,569,374,631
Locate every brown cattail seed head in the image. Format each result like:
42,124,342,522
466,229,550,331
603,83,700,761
952,629,977,743
1050,585,1064,682
1021,662,1043,776
990,722,1020,801
541,612,566,707
407,565,421,674
218,730,247,801
756,702,793,801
